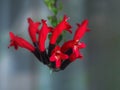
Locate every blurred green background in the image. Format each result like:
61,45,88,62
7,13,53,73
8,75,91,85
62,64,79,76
0,0,120,90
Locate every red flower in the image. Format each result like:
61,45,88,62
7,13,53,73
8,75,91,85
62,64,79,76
69,41,86,62
50,15,72,44
61,19,89,62
61,40,86,62
50,46,68,68
8,32,35,52
38,19,53,51
73,19,89,41
28,18,41,43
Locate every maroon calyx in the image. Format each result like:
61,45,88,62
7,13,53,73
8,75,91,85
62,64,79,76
48,44,56,57
40,50,50,64
60,48,73,70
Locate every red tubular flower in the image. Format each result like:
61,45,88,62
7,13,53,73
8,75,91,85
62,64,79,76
73,19,89,41
28,18,41,43
61,39,86,62
8,32,35,52
50,15,72,44
61,40,85,62
68,20,89,61
61,19,89,62
38,19,53,52
69,41,86,61
50,46,68,68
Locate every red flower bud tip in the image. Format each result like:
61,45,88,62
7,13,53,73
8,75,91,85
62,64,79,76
50,15,72,44
69,52,83,62
50,46,68,68
8,32,35,52
38,19,53,52
28,18,41,43
73,19,89,41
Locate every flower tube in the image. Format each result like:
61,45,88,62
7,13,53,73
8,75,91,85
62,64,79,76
48,15,72,56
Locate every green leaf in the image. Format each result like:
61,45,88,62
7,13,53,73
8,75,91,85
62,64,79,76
48,16,53,23
47,3,52,10
58,16,62,23
56,34,63,44
51,20,58,27
51,0,56,5
48,33,52,40
44,0,50,6
44,0,66,44
51,7,58,15
58,2,63,11
48,16,58,27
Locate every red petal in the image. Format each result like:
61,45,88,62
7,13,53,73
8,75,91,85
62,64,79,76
51,46,61,54
54,46,61,50
8,42,15,48
41,19,46,23
8,32,18,49
28,18,41,43
27,18,33,24
38,19,51,51
50,15,72,44
63,15,69,21
9,32,15,40
69,53,76,62
9,32,35,52
61,53,68,60
16,37,35,51
73,47,80,57
56,59,61,68
73,19,89,40
69,50,83,62
50,54,56,62
78,42,86,48
14,44,18,50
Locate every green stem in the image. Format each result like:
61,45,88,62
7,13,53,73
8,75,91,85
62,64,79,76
44,0,63,44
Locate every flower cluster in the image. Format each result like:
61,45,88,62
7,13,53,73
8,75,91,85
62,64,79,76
8,15,89,72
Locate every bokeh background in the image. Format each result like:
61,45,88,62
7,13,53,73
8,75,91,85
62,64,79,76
0,0,120,90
